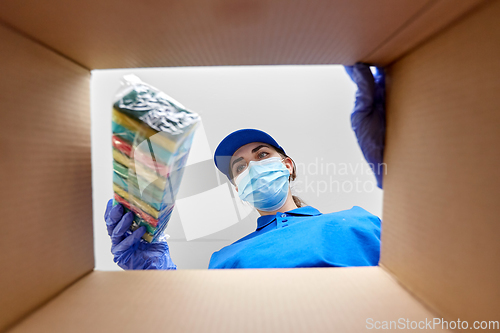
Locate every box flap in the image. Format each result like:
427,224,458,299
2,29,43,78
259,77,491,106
0,24,93,332
0,0,483,69
8,268,451,332
381,0,500,323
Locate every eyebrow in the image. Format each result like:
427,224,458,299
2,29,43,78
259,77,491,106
231,145,270,170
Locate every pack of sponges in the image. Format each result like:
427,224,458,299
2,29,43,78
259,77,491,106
111,74,200,242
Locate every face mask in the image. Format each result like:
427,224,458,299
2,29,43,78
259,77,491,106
235,156,290,212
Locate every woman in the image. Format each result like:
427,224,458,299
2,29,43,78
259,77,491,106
105,63,385,270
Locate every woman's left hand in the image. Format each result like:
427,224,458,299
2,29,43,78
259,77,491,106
344,63,386,189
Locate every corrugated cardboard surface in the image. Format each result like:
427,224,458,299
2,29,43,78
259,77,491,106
382,0,500,323
366,0,486,64
1,0,498,331
0,24,93,331
0,0,480,69
9,267,450,333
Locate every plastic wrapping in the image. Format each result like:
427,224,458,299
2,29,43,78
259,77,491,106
111,75,200,242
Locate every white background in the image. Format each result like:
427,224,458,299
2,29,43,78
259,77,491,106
91,65,383,270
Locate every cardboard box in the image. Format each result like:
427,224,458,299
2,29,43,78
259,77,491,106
1,0,498,331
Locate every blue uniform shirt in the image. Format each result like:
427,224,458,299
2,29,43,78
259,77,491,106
208,205,381,269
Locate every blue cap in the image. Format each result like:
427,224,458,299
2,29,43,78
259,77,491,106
214,128,285,181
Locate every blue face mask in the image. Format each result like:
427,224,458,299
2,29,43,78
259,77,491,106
235,156,290,212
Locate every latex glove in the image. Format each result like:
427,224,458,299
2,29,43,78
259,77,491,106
104,199,177,270
344,63,386,189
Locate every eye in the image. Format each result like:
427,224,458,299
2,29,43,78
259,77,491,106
235,163,246,175
258,151,269,159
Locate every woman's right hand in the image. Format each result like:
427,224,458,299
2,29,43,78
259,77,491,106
104,199,177,270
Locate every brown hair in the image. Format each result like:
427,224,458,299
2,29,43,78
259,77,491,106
229,145,307,208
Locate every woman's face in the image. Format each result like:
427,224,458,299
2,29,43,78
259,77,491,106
230,142,293,191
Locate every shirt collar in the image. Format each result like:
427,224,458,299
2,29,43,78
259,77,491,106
256,206,322,230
